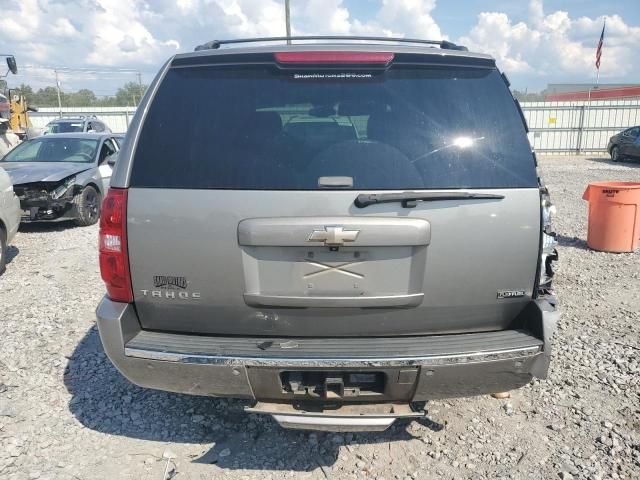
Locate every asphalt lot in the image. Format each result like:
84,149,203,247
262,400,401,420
0,155,638,480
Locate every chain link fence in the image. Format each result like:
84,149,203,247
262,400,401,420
521,99,640,154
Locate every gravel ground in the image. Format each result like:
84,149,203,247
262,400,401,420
1,155,639,480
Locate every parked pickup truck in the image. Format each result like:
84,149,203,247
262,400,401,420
96,36,559,432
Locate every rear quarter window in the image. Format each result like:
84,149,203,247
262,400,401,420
130,63,537,190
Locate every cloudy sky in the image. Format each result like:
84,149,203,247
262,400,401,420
1,0,638,95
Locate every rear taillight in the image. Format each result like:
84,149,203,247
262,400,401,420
274,51,394,65
99,188,133,303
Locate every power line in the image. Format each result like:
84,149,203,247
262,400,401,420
6,64,147,106
22,64,142,74
11,72,143,83
19,65,144,87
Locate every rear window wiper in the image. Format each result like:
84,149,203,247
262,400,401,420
354,191,505,208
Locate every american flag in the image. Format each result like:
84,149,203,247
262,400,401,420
595,22,605,70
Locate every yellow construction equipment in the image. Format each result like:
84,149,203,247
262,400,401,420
1,55,35,138
7,89,34,136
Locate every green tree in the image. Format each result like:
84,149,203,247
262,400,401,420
512,90,545,102
3,81,148,108
68,89,98,107
32,86,65,107
114,81,147,106
11,84,35,104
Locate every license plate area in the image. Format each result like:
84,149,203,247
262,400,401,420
247,367,419,402
300,248,369,295
282,371,385,398
241,245,427,308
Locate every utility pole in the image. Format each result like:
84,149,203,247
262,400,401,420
285,0,291,44
54,69,62,117
136,71,143,102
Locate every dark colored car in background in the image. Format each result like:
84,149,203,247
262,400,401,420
608,126,640,161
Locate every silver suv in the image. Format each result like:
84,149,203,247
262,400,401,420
43,116,111,135
96,37,559,431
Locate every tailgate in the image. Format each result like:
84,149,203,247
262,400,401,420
123,50,540,337
127,188,540,336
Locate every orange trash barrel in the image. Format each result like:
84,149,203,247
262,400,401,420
582,181,640,253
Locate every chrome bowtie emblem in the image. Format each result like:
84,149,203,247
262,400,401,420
308,226,360,246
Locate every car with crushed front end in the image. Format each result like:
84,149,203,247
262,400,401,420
0,133,120,225
0,165,21,275
96,36,560,432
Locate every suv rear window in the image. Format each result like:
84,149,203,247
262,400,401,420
45,122,84,134
131,64,537,190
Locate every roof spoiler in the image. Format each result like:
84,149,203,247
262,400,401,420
194,36,468,52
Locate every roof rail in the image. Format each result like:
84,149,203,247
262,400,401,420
194,36,468,52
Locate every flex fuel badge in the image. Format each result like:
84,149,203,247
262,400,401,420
141,275,201,299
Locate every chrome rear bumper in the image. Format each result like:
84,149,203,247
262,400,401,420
123,328,543,367
96,296,558,409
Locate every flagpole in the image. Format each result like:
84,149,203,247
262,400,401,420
589,68,598,103
591,19,605,104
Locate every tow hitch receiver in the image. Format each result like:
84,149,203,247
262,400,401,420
245,402,425,432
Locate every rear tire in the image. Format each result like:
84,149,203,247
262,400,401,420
0,227,7,276
74,186,101,226
611,146,621,162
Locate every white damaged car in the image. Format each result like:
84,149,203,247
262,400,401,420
0,165,20,274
